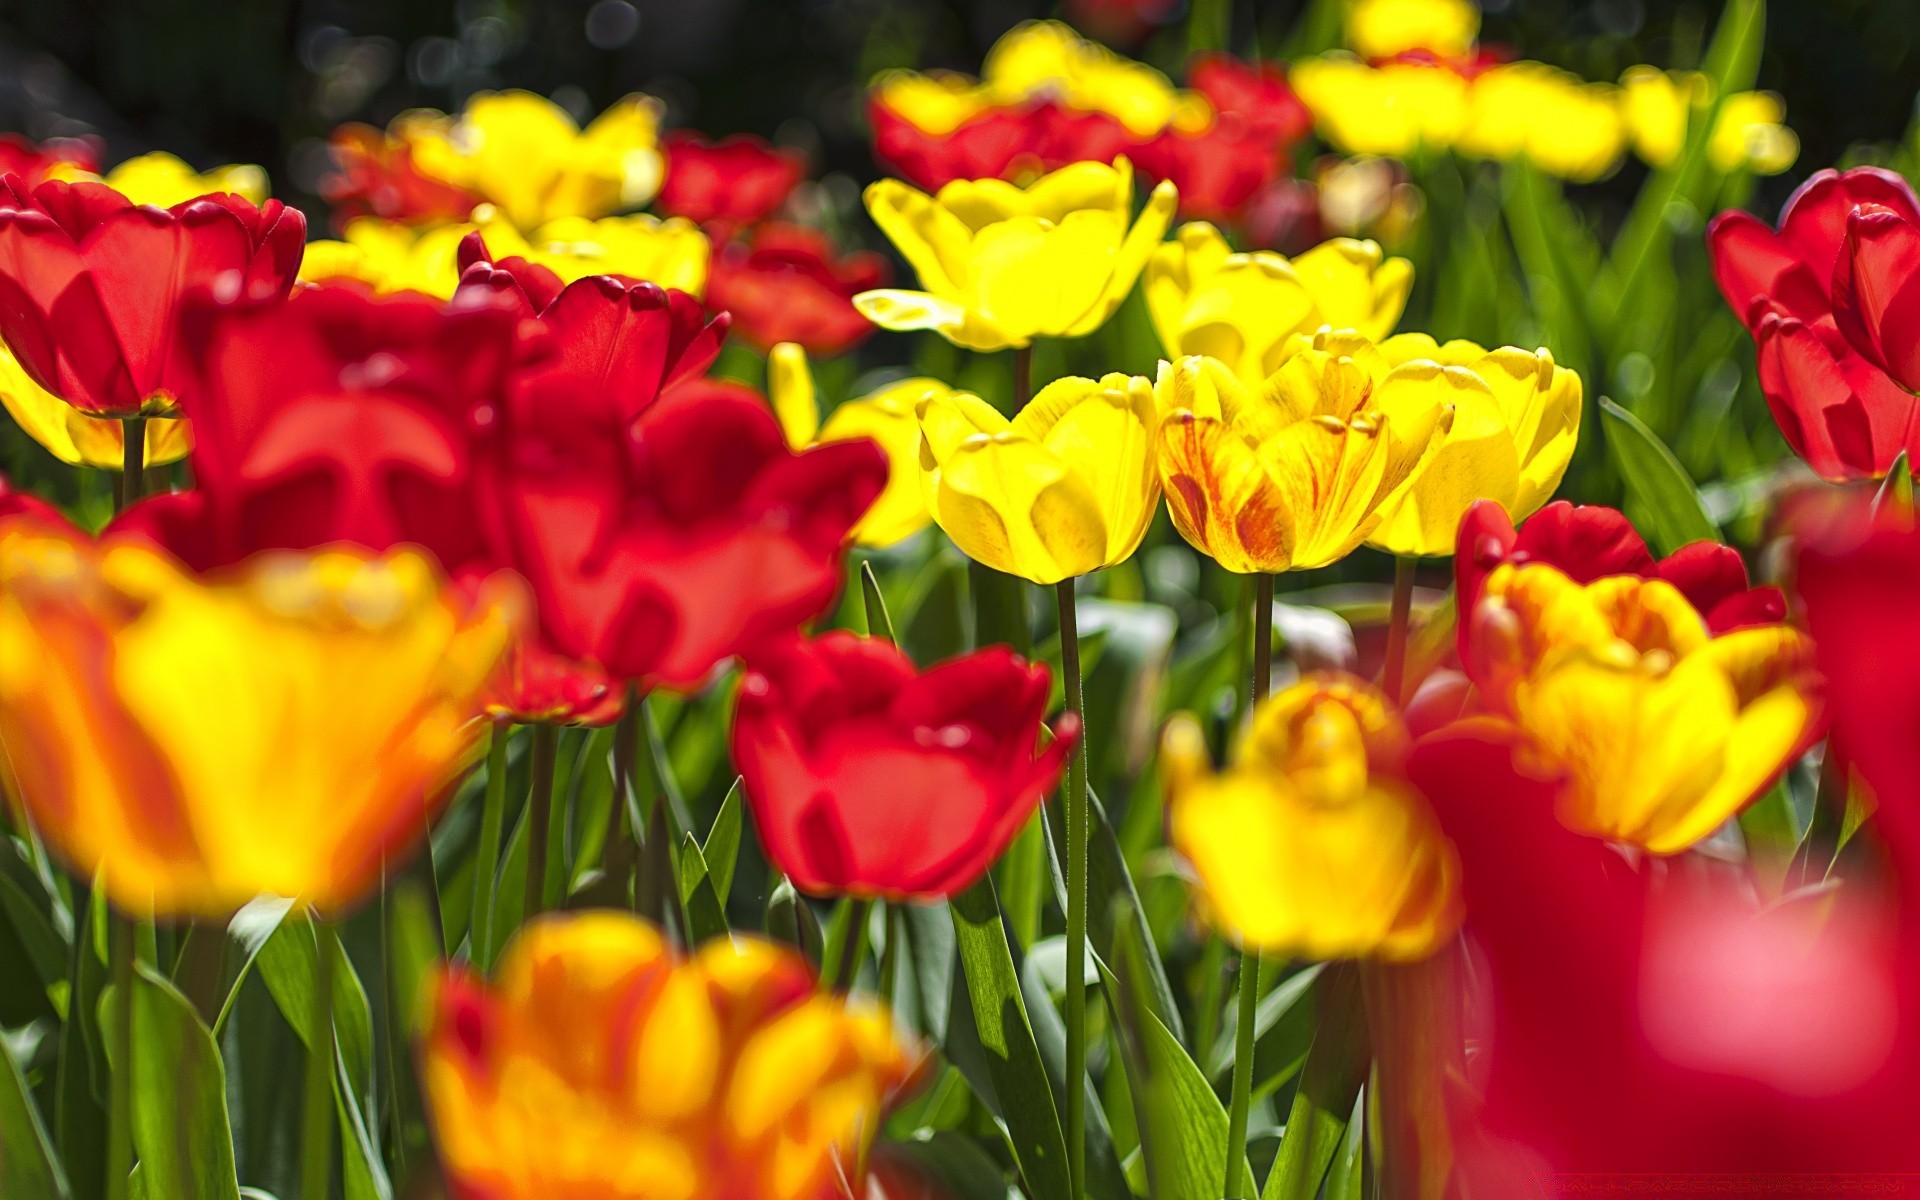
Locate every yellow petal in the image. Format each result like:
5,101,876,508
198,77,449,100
1158,410,1297,573
1365,363,1516,558
819,381,940,548
0,345,191,469
766,343,820,449
864,178,974,299
1071,176,1179,338
967,211,1124,343
1015,372,1161,565
1289,239,1414,343
924,428,1108,584
1474,346,1582,517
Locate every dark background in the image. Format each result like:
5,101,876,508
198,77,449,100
1,0,1914,228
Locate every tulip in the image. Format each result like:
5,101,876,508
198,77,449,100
424,912,921,1200
1345,0,1480,60
1464,562,1821,854
982,20,1206,139
867,89,1139,193
0,520,519,916
732,633,1077,900
1411,725,1920,1182
1620,68,1799,176
917,371,1160,584
1290,55,1471,160
51,150,271,208
854,159,1178,352
1187,54,1315,147
1708,166,1920,480
0,341,191,469
1347,331,1583,557
1145,222,1414,383
1455,63,1628,183
402,89,665,231
1454,500,1787,655
1163,674,1461,959
1153,348,1453,574
1834,200,1920,397
298,218,479,297
0,175,305,417
0,473,62,525
705,223,888,358
0,133,98,186
1133,123,1286,228
457,241,886,690
320,122,483,226
657,131,807,235
767,342,938,548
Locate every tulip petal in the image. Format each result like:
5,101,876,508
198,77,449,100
1015,372,1160,564
968,211,1122,342
928,430,1108,584
1158,410,1296,573
863,178,974,297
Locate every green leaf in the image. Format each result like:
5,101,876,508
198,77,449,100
385,879,441,1047
901,552,969,665
675,833,731,945
0,1022,68,1199
1874,450,1914,518
99,966,241,1200
969,560,1032,656
1324,1087,1367,1200
861,560,898,643
1262,964,1368,1200
55,884,107,1200
1601,398,1720,554
1210,962,1324,1103
899,900,954,1043
765,877,824,969
1019,939,1131,1200
948,878,1072,1200
0,836,69,1016
880,1133,1013,1200
212,897,296,1038
702,779,744,906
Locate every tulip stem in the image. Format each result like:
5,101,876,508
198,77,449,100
105,912,135,1200
117,417,147,513
1056,578,1088,1200
825,896,872,992
1252,573,1274,708
524,723,559,922
301,918,338,1200
1013,345,1034,410
471,721,510,972
1383,556,1416,706
1224,950,1261,1198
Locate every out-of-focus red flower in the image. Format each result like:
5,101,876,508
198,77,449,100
1410,723,1920,1184
1135,119,1285,224
0,175,305,417
1239,176,1325,254
1455,499,1786,664
657,131,807,237
732,633,1076,900
705,223,887,357
0,474,65,527
457,237,885,691
1709,167,1920,480
319,123,482,227
1835,200,1920,398
868,96,1137,192
0,134,100,186
1188,54,1314,146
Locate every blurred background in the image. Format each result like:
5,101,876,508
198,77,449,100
2,0,1915,224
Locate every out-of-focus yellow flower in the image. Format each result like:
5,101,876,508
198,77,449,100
1458,63,1627,183
48,150,270,206
855,160,1177,351
1291,56,1471,160
768,342,941,548
982,20,1210,137
1270,330,1582,558
1145,222,1414,384
1468,563,1821,853
871,71,997,136
404,90,665,231
1620,67,1799,175
0,343,191,468
1345,0,1481,60
0,524,520,916
1153,350,1453,574
917,373,1160,584
1164,674,1461,960
424,911,920,1200
303,213,709,298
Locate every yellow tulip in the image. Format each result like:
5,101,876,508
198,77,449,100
303,213,709,299
1290,56,1471,160
1345,0,1481,60
1620,67,1799,176
0,523,520,916
982,20,1209,137
871,70,997,136
855,160,1177,352
1458,63,1627,183
49,150,270,206
424,911,919,1200
1164,674,1462,960
1153,349,1453,574
0,343,191,469
1145,222,1415,384
767,343,942,549
1468,563,1821,854
1278,330,1583,558
916,373,1160,584
404,90,664,231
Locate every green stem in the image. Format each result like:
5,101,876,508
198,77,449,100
602,692,641,895
105,912,134,1200
302,920,337,1200
1056,579,1088,1200
1013,344,1034,410
1223,952,1261,1198
877,903,899,1012
1382,557,1416,706
524,723,559,922
824,896,873,993
470,722,509,972
172,919,226,1027
117,417,147,514
1253,573,1274,707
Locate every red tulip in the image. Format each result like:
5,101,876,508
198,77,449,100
1409,725,1920,1183
1835,200,1920,396
319,123,482,228
1188,54,1313,147
1136,119,1285,224
732,633,1077,900
0,134,99,186
1455,499,1785,666
657,131,807,237
0,175,305,418
705,223,888,357
456,237,885,691
868,96,1137,193
0,474,66,526
1709,167,1920,479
